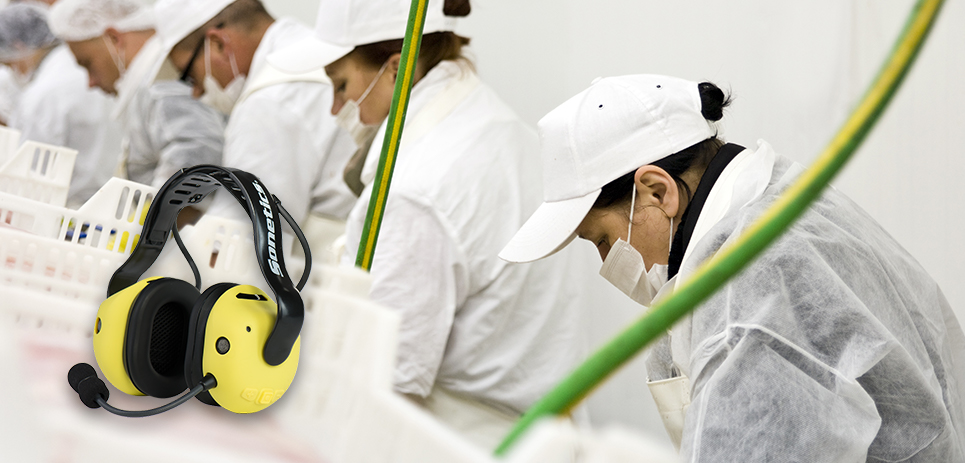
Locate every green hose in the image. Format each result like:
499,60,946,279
355,0,428,271
494,0,947,456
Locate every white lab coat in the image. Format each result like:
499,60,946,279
0,65,18,125
342,61,587,418
205,18,356,225
114,36,224,188
645,141,965,461
9,45,121,207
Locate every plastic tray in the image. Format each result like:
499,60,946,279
0,138,77,207
0,226,125,304
0,176,156,255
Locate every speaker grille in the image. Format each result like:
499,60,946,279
149,303,187,376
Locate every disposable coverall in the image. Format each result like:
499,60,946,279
647,140,965,462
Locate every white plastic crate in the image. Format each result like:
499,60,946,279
0,226,126,304
0,139,77,206
0,176,156,255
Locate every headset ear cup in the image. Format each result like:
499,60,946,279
124,278,200,398
185,282,238,406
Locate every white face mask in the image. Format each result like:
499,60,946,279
599,185,673,306
335,60,389,148
199,37,246,115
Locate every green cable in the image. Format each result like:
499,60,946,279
355,0,429,271
494,0,947,456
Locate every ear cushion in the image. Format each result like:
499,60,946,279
124,278,200,398
184,282,238,406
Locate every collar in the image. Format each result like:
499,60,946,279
112,35,164,121
668,143,745,278
359,60,477,187
247,19,308,92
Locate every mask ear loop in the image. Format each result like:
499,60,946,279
102,35,126,75
224,35,240,78
203,37,213,82
626,183,636,246
204,35,242,82
357,60,390,106
669,217,674,254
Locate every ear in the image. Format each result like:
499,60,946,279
633,165,681,218
104,27,123,47
388,53,402,83
206,29,227,55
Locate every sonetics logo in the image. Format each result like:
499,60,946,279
252,181,283,276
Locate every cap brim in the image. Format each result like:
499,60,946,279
267,36,355,74
499,190,601,263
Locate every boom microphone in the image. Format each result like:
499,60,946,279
67,363,217,417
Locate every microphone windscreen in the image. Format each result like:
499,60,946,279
77,376,110,409
68,363,97,393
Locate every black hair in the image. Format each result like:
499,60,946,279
443,0,472,16
592,81,732,212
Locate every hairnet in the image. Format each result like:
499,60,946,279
49,0,155,42
0,3,60,62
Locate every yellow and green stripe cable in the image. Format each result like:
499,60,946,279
494,0,947,456
355,0,429,270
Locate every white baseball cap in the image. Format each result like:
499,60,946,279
146,0,235,82
499,74,715,264
49,0,154,42
267,0,458,74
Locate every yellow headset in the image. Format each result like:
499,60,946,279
82,166,309,415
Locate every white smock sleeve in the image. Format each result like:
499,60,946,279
347,190,466,397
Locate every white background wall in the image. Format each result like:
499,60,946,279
264,0,965,445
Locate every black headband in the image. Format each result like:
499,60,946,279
107,165,306,366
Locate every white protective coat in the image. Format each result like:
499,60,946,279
205,18,356,225
10,45,121,207
645,141,965,462
116,37,225,188
342,61,587,417
122,81,225,187
0,65,18,125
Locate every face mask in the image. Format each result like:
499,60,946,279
599,185,673,306
199,37,246,115
335,60,389,148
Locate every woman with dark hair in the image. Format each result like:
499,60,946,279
269,0,586,450
501,74,965,461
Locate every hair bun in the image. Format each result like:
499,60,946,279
698,82,731,122
444,0,471,17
